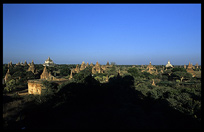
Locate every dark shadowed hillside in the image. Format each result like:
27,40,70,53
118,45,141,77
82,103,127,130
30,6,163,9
5,75,201,130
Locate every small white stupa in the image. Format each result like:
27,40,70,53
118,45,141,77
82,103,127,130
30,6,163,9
166,60,173,68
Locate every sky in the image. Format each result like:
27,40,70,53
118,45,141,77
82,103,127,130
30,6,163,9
3,4,201,65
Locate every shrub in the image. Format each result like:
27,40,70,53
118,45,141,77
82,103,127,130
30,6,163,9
127,67,140,78
4,79,16,93
41,80,58,95
94,76,103,82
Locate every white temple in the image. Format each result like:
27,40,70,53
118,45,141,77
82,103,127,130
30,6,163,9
166,60,173,68
43,57,55,67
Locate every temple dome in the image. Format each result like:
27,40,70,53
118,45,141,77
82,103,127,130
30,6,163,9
43,57,55,67
166,60,173,68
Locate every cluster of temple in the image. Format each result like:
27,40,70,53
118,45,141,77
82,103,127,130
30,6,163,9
27,57,65,94
4,57,60,95
28,65,68,95
27,60,38,74
139,60,199,77
141,61,158,74
92,61,112,74
3,60,38,84
69,61,112,79
4,58,201,95
28,60,113,94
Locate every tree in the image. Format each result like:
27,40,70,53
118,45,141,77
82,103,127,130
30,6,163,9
127,67,140,78
73,67,92,82
94,76,103,82
164,69,172,76
42,80,58,95
172,67,187,72
106,65,117,76
162,69,172,81
143,71,154,79
59,65,71,76
12,69,26,79
110,62,116,65
3,65,8,77
26,71,36,80
172,71,192,82
4,79,16,93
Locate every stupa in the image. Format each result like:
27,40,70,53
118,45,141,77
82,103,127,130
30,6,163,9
80,61,86,71
186,62,195,77
40,66,50,79
166,60,173,68
43,57,55,67
27,60,35,73
4,69,11,83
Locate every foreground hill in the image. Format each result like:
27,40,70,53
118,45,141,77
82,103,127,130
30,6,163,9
3,75,201,129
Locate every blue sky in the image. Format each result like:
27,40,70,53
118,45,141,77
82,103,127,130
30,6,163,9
3,4,201,65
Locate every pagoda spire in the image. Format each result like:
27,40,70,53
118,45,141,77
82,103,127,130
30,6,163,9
7,69,10,74
69,70,73,80
43,66,47,73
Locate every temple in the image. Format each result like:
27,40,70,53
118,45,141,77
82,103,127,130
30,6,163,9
195,63,199,69
23,60,28,66
71,61,111,75
186,62,195,77
3,69,11,83
92,61,103,74
40,66,50,79
28,66,68,95
80,61,86,71
69,70,73,80
72,64,80,73
90,63,94,67
106,75,109,82
86,62,89,67
43,57,55,67
152,79,156,86
27,60,35,73
7,61,13,68
166,60,173,68
145,61,157,74
15,62,20,66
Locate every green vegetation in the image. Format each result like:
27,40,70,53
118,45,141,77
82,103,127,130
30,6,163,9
4,79,16,93
127,66,201,120
3,65,38,94
3,63,201,129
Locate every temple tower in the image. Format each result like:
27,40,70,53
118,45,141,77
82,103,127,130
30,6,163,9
166,60,173,68
186,62,195,77
69,70,73,80
106,75,109,82
40,66,50,79
27,60,35,73
24,60,28,66
152,79,156,86
90,63,94,67
43,57,55,67
86,62,89,68
195,63,199,69
76,64,80,73
80,61,86,71
4,69,11,83
92,67,96,74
